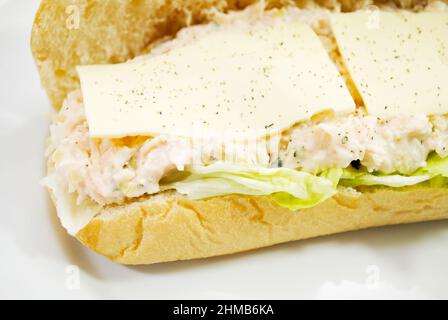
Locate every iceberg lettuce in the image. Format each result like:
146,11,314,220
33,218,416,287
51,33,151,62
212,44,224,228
415,153,448,178
162,154,448,211
164,163,341,210
340,153,448,188
340,168,431,187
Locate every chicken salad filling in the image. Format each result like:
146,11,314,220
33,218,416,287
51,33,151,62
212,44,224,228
43,2,448,212
43,90,448,209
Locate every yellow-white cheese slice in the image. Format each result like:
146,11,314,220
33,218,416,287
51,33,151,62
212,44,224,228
78,21,355,138
331,11,448,118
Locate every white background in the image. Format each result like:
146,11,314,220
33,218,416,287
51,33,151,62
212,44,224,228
1,0,448,299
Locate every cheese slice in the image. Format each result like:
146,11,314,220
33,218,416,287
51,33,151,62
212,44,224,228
331,11,448,118
78,21,355,138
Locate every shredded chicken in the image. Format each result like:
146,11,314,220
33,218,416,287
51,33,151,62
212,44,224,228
281,112,448,174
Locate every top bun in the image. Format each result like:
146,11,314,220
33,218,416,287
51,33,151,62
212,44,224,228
31,0,425,110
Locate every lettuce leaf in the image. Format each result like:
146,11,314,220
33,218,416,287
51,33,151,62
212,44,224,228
162,154,448,212
340,168,431,187
272,167,341,210
164,163,341,210
340,153,448,188
415,153,448,178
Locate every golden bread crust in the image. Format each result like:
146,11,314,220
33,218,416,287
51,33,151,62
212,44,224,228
75,187,448,264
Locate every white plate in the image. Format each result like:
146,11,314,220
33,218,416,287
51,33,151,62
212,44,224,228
1,0,448,300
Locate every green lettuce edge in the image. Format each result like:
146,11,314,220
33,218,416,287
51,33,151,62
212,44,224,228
162,153,448,211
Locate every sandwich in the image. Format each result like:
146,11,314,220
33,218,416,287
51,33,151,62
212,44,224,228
32,0,448,265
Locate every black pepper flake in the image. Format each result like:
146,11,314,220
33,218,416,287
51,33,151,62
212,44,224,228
351,160,361,170
277,159,283,167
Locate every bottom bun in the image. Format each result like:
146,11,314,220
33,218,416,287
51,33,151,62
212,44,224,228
73,187,448,265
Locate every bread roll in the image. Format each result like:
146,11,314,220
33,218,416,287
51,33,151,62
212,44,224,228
32,0,448,265
76,187,448,265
